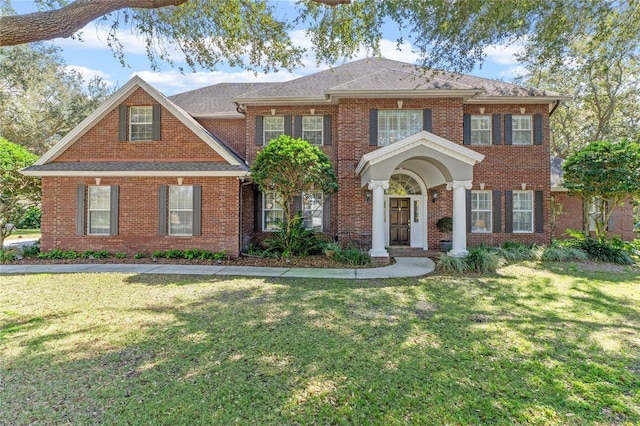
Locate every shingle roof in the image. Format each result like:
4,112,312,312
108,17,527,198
169,82,277,116
22,161,248,175
167,58,568,115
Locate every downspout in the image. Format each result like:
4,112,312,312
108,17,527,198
549,100,561,117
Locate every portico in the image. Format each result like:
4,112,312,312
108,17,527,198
355,131,485,258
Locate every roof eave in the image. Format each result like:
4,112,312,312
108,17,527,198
465,95,572,104
20,169,250,178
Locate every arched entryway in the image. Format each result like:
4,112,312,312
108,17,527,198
357,130,485,258
385,171,427,249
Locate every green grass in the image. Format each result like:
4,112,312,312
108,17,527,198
4,228,41,241
1,263,639,425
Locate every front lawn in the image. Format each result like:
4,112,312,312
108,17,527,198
1,263,638,425
3,228,41,241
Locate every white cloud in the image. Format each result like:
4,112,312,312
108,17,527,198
484,43,523,65
131,69,301,94
65,65,115,86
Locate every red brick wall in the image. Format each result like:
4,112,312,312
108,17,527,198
198,118,246,159
40,176,241,257
553,192,635,241
56,88,224,162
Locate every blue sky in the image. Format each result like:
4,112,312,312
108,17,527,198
13,1,527,95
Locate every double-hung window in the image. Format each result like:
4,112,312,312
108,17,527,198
169,186,193,236
302,192,323,230
263,192,285,231
263,116,285,145
87,186,111,235
302,116,324,145
513,190,533,232
378,110,422,146
471,191,492,233
512,115,532,145
129,106,153,141
470,115,491,145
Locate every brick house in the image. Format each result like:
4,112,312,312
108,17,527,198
23,58,631,259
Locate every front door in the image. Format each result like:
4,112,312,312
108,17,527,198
389,198,410,245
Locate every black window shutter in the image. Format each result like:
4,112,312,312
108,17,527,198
118,105,128,141
254,188,262,231
110,186,119,236
504,114,513,145
293,195,302,217
76,185,86,235
505,190,513,233
323,195,331,233
255,116,263,146
463,114,471,145
192,185,202,236
158,185,167,236
466,189,472,233
284,115,292,136
423,109,432,132
152,104,161,140
492,114,501,145
323,115,332,145
293,115,302,139
533,113,543,145
492,190,502,233
535,190,544,233
369,109,378,146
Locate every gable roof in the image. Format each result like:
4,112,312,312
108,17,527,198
34,75,246,167
230,57,569,105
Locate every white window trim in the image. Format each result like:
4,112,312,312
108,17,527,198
168,185,193,236
263,116,285,145
470,115,492,146
377,109,423,146
129,106,153,142
513,190,534,233
512,115,533,146
471,190,492,233
87,186,110,236
302,116,324,145
263,191,285,232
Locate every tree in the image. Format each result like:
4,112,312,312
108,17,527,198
562,140,640,238
1,1,638,74
251,135,338,239
520,4,640,159
0,43,113,155
0,138,41,247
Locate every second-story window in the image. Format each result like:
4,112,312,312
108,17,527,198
470,116,491,145
263,116,285,145
378,110,422,146
302,116,324,145
512,115,532,145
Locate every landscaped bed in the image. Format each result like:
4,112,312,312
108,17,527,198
1,262,638,425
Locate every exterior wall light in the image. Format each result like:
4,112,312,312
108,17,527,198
431,190,438,203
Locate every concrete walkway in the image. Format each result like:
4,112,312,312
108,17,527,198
0,257,435,279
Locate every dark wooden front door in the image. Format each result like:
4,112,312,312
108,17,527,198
390,198,410,245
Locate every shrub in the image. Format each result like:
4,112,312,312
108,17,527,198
333,243,370,265
115,252,127,259
22,241,40,257
495,241,536,261
0,249,17,261
465,246,502,273
263,216,326,258
134,252,146,259
39,248,79,259
164,249,184,259
567,236,634,265
213,250,227,261
152,250,165,259
539,242,588,262
16,206,41,229
82,250,108,259
435,253,468,273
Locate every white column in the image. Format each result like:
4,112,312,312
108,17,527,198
446,180,472,257
368,180,389,258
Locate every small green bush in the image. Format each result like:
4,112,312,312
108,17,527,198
567,236,634,265
16,206,41,229
82,250,108,259
263,216,327,258
0,249,17,261
435,254,468,273
134,252,146,259
465,246,502,273
152,250,165,259
38,248,79,259
115,252,127,259
164,249,184,259
213,250,227,261
539,242,588,262
22,241,40,257
495,241,536,260
334,243,370,265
